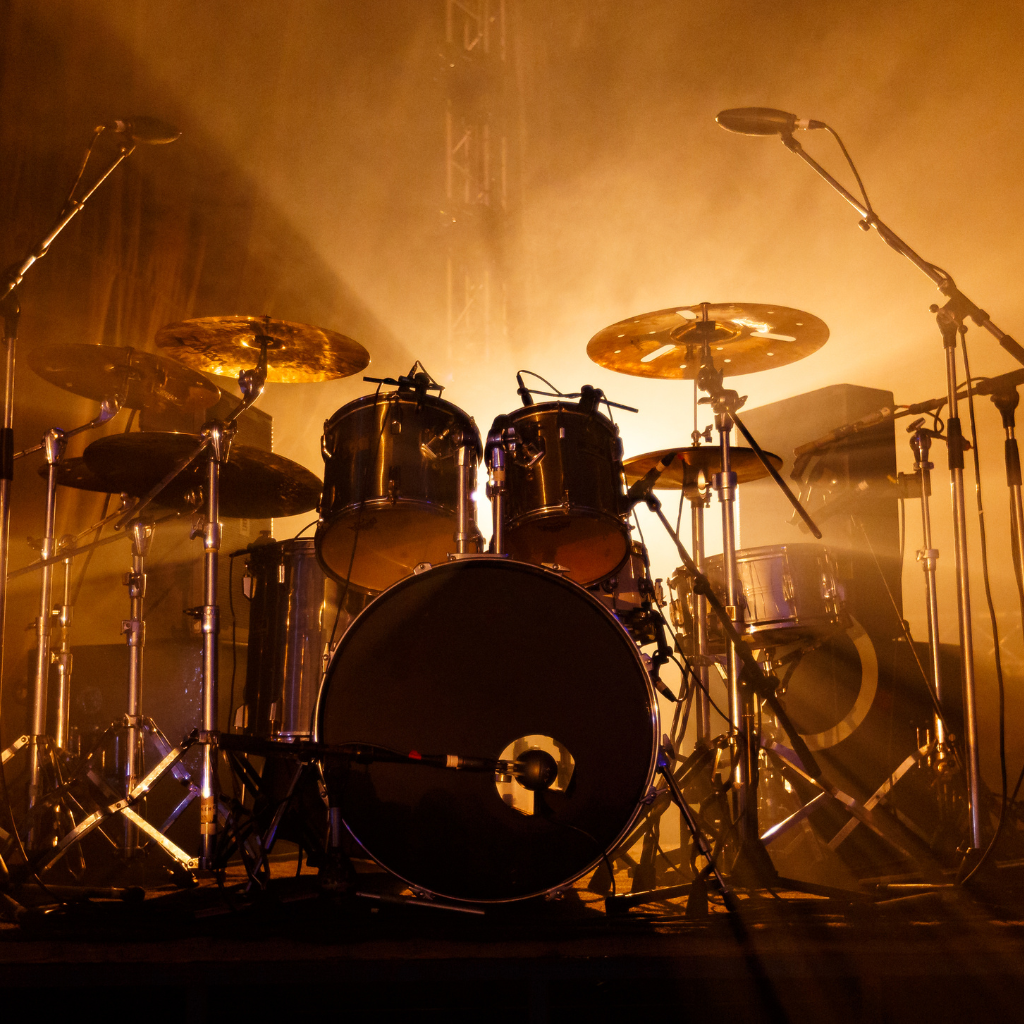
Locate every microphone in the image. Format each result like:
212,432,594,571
515,372,535,406
100,117,182,145
716,107,825,136
625,450,678,507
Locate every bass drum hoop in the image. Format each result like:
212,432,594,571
313,557,660,903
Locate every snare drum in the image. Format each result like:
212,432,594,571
502,401,629,586
315,558,658,903
669,543,844,648
316,391,481,592
241,539,371,739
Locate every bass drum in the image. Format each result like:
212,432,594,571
315,558,659,903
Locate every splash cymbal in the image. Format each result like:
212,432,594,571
587,302,828,379
623,446,783,490
28,345,221,409
83,432,322,518
155,315,369,383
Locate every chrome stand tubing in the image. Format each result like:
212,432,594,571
199,424,230,867
28,429,65,825
939,313,982,848
122,520,154,857
487,443,507,555
715,412,741,734
0,299,17,700
911,429,947,748
714,410,758,839
455,445,480,555
53,540,75,751
689,487,711,743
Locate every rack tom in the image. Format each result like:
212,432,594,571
316,391,481,593
502,401,629,586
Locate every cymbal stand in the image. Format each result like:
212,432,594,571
52,536,75,752
116,330,271,869
2,401,119,850
686,475,712,744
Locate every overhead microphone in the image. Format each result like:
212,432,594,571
715,107,825,136
100,116,182,144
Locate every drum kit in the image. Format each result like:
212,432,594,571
0,282,906,910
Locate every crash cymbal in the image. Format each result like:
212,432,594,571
83,432,322,518
154,315,369,383
587,302,829,379
43,457,125,494
623,446,783,490
28,345,221,409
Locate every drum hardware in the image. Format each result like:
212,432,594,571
1,400,121,851
0,125,178,786
627,450,827,888
93,316,346,871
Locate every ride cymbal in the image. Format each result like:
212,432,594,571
587,302,829,379
623,445,783,490
155,315,369,383
28,344,221,410
83,432,322,518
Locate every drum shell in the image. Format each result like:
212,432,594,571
314,557,659,903
669,543,843,648
503,402,629,586
316,391,481,592
243,539,369,739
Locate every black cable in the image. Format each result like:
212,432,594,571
517,369,565,396
669,653,730,724
553,818,617,898
958,330,1008,881
823,124,874,215
289,518,318,541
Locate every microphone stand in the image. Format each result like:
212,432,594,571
0,130,140,754
777,127,1007,856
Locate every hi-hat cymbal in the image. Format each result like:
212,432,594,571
587,302,829,379
84,432,322,518
155,315,370,383
28,345,221,409
623,446,783,490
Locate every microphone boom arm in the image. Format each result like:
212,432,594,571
779,132,1024,368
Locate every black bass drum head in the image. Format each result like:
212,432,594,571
315,558,658,903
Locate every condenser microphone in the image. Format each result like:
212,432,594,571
100,117,182,144
715,107,825,136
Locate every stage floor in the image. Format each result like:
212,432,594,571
2,859,1024,1022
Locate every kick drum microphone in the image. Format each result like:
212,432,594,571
715,107,825,136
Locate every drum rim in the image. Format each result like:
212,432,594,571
323,390,482,456
504,399,619,432
504,508,631,585
312,555,660,903
314,498,462,587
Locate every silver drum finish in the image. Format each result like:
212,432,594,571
670,543,844,648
